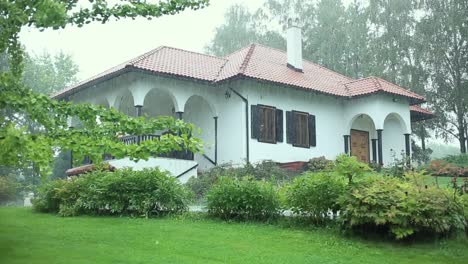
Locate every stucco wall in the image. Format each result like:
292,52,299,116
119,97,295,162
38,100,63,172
68,73,413,168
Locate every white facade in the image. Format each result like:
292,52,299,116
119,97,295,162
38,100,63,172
69,71,413,177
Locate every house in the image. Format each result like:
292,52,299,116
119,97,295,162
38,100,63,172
52,20,433,182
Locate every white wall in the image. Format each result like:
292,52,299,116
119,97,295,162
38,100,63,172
383,116,406,166
238,80,345,163
108,157,197,183
68,73,413,168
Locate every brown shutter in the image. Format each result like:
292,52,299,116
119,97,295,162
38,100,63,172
286,111,295,144
309,114,316,147
276,109,283,143
251,105,260,139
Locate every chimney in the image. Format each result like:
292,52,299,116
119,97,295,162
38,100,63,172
287,17,303,72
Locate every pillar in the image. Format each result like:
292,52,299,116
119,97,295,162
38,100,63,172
371,139,377,163
377,129,383,166
343,135,350,155
214,116,218,165
404,133,411,166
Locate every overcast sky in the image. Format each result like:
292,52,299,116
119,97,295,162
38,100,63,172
19,0,264,81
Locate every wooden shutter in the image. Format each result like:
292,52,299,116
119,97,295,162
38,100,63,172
286,111,296,144
309,114,316,147
276,109,283,142
251,105,260,139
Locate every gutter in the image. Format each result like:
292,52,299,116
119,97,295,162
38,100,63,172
229,87,250,163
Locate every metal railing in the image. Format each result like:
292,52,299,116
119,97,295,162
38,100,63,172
117,134,194,160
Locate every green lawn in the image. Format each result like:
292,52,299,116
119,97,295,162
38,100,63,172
1,207,467,264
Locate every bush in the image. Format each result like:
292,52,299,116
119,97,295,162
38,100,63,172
285,172,346,221
0,176,19,204
339,174,465,239
307,156,333,172
32,179,69,212
443,154,468,168
33,168,191,217
206,177,281,221
334,154,372,183
186,161,295,201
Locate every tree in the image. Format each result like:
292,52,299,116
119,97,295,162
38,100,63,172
417,0,468,153
23,51,79,95
0,0,209,176
204,4,284,56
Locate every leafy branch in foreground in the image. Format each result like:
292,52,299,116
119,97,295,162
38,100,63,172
0,0,209,176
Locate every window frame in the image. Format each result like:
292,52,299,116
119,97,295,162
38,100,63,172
292,110,310,148
257,105,277,144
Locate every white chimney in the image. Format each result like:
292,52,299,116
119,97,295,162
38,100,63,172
287,17,303,72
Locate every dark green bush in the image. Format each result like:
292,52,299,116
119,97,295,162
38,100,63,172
186,161,295,201
339,173,465,239
206,177,281,221
442,154,468,168
307,156,334,172
285,172,346,220
33,168,190,217
0,176,19,204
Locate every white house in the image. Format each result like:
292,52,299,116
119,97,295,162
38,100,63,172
53,20,433,181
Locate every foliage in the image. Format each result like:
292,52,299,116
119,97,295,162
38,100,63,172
461,194,468,223
0,176,19,203
186,160,294,201
0,0,208,177
411,140,433,165
23,51,79,95
442,154,468,168
381,151,411,178
284,172,346,220
307,156,333,172
206,177,281,221
334,154,371,183
428,160,468,177
339,174,466,240
33,168,191,217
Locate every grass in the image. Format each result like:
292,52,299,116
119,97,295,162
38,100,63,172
1,207,467,264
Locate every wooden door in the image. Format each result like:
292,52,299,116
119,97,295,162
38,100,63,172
350,129,370,163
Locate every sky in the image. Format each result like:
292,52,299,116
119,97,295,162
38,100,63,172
19,0,264,81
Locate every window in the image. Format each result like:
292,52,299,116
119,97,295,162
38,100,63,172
259,106,276,143
295,112,309,147
286,111,316,148
251,105,283,143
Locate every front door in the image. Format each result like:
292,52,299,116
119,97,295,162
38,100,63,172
350,129,370,163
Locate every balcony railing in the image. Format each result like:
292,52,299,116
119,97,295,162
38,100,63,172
117,134,194,161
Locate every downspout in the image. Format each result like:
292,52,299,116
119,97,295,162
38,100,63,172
229,87,250,164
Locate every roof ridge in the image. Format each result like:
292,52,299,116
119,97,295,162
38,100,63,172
222,45,253,58
128,46,166,66
161,46,226,60
238,43,256,74
370,76,383,90
375,76,424,98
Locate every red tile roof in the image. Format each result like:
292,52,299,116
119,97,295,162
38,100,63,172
52,43,425,104
410,105,434,116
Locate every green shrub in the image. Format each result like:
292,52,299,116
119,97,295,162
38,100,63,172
186,161,295,201
0,176,19,203
206,177,281,221
33,168,190,217
443,154,468,168
307,156,334,172
334,154,372,183
32,179,69,213
339,174,465,239
285,172,346,220
461,194,468,222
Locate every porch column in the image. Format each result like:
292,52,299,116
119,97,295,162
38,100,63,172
404,133,411,166
69,125,74,169
343,135,350,155
176,111,183,120
214,116,218,165
135,105,143,144
377,129,383,166
371,139,377,163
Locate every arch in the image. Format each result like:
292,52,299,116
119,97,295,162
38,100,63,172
348,113,377,163
117,89,136,117
183,94,217,117
347,113,377,136
183,95,216,170
382,113,407,166
142,88,178,118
